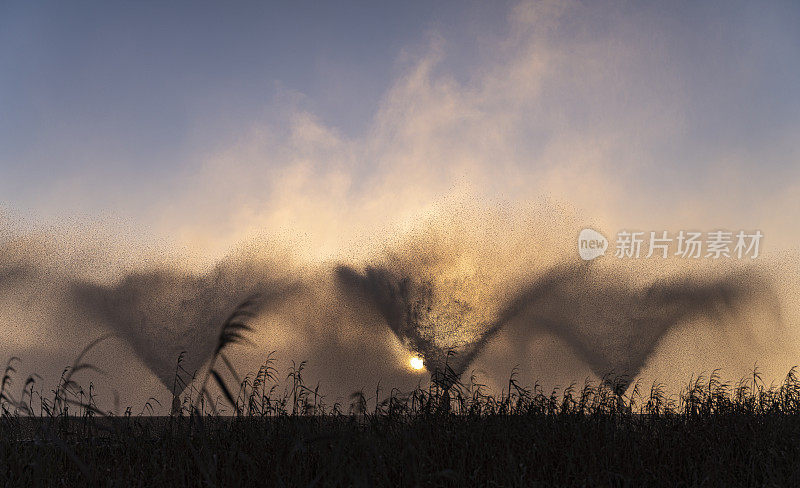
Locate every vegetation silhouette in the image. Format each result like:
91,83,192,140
1,299,799,486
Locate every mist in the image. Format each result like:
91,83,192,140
1,201,795,414
1,1,799,412
338,260,781,389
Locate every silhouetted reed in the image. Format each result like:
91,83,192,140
3,301,800,486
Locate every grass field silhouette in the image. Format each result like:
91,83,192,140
2,297,799,487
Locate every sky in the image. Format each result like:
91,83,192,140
1,0,509,226
1,1,799,410
2,0,798,252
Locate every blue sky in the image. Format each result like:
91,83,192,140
0,1,508,204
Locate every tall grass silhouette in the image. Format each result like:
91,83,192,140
2,298,799,486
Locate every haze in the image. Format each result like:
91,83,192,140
1,0,799,412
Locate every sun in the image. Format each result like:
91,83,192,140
409,356,425,371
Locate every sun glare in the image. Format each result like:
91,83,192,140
409,356,425,371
